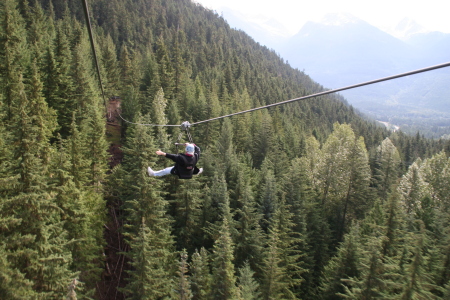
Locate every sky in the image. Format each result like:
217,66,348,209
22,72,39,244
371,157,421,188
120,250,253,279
194,0,450,35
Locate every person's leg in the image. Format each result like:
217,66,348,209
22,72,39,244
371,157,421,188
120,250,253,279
148,166,173,177
193,167,203,175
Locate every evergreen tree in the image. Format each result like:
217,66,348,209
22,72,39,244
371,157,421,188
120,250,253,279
210,216,239,300
340,237,393,300
261,200,304,300
171,177,204,252
261,223,293,300
191,247,212,300
156,35,175,100
152,86,171,150
0,0,29,120
399,222,439,300
373,137,401,202
50,135,105,296
99,33,120,97
2,67,75,297
421,151,450,211
120,114,175,299
238,262,261,300
258,159,278,232
176,250,193,300
318,123,372,240
234,169,265,273
398,160,430,215
44,23,74,137
321,224,361,300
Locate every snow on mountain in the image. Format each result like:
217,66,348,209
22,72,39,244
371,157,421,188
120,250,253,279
218,7,291,49
319,12,361,27
386,17,430,39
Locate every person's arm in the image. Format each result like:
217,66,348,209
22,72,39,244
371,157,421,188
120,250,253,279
156,150,166,156
157,149,177,162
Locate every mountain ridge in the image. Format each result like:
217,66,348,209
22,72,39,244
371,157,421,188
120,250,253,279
221,10,450,137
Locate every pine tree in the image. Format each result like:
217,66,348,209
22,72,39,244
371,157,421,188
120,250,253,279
171,177,204,252
210,216,239,300
0,244,35,299
120,114,175,299
67,114,90,188
261,199,304,300
318,123,372,241
321,224,361,300
238,262,261,300
50,135,105,296
258,159,278,232
397,160,430,215
234,170,265,273
0,0,29,120
191,247,212,300
152,86,171,150
399,222,439,300
44,23,74,137
261,224,291,300
99,33,120,97
203,89,221,145
176,250,193,300
421,151,450,211
340,237,393,300
373,138,401,202
2,65,75,297
252,110,274,168
156,35,175,100
26,0,53,67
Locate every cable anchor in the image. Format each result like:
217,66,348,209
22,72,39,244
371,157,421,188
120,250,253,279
180,121,191,132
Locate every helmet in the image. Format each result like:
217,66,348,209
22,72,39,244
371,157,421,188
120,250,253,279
185,144,195,154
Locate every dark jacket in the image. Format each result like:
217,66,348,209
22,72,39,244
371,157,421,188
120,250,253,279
165,144,200,179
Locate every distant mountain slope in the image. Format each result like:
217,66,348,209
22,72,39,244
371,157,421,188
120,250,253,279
281,13,413,85
220,11,450,137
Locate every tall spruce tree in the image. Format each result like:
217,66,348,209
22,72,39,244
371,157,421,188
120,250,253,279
320,224,361,300
44,23,74,137
176,250,193,300
120,114,175,299
261,199,304,300
234,169,265,273
399,222,439,300
238,262,261,300
2,66,75,297
0,0,29,120
210,216,239,300
171,177,204,252
373,137,401,202
191,247,212,300
398,160,430,215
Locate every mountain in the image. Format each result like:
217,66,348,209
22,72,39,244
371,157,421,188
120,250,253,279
219,11,450,137
386,17,430,40
219,7,291,48
280,13,413,84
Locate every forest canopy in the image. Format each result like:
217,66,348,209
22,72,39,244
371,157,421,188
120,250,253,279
1,0,450,299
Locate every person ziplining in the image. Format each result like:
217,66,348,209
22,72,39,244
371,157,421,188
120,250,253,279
148,143,203,179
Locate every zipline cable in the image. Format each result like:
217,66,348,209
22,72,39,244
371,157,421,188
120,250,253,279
81,0,107,111
116,110,181,127
191,61,450,125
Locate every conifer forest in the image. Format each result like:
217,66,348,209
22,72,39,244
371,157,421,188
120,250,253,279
2,0,450,299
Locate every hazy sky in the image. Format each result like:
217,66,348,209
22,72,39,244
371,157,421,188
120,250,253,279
194,0,450,35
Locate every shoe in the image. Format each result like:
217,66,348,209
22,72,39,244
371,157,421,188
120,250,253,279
147,167,155,176
197,167,203,175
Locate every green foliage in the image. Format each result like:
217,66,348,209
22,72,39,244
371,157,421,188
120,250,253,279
191,247,212,300
2,0,449,298
210,216,239,300
238,262,261,300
